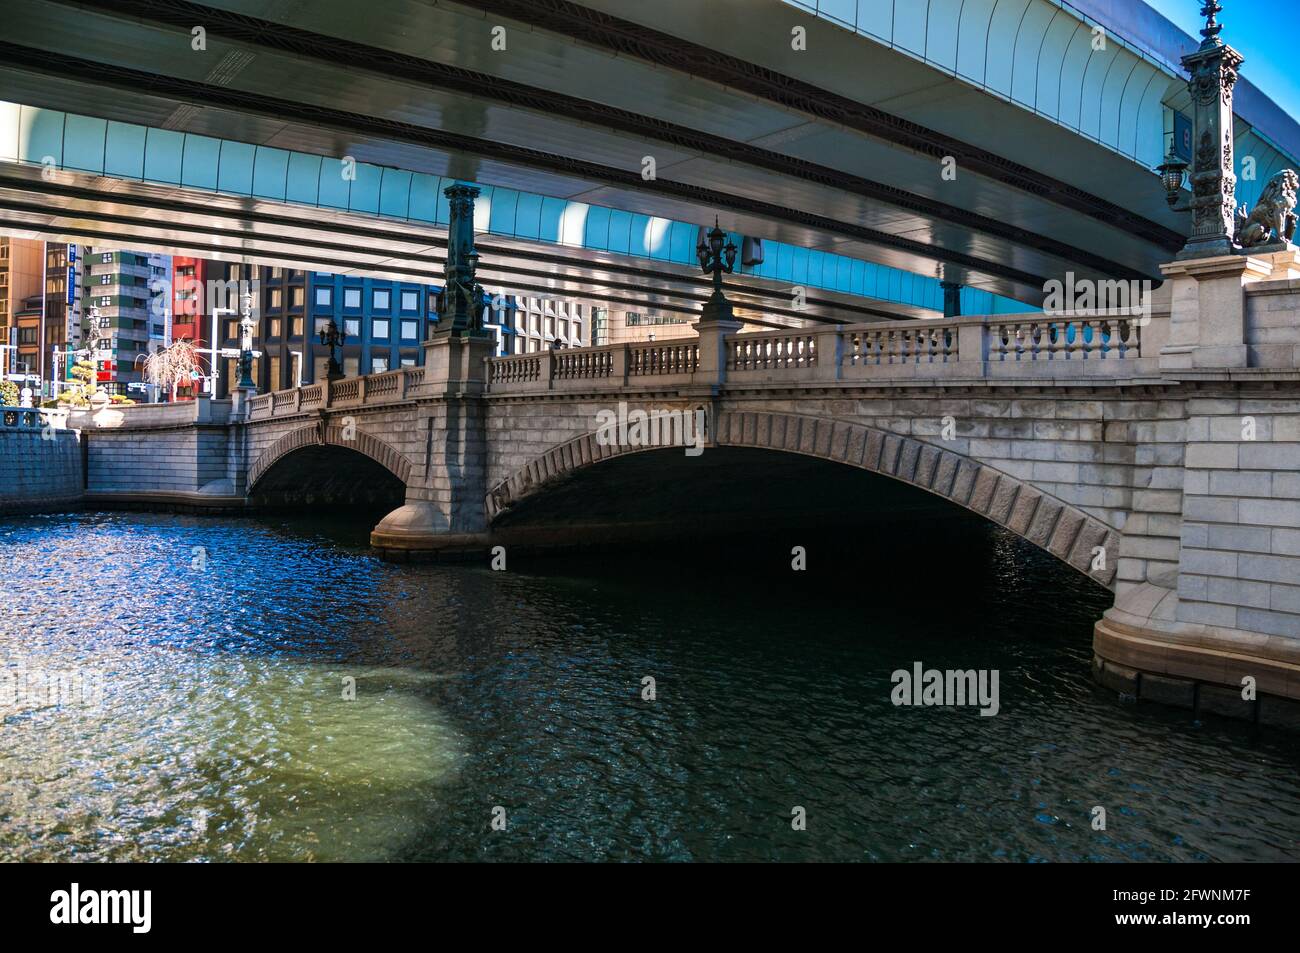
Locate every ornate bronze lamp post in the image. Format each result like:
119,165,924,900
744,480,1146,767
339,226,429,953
236,290,257,390
435,184,490,336
318,318,346,381
1156,1,1243,256
696,216,738,322
1156,2,1296,251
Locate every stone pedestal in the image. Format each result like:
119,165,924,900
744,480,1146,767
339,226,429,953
1158,253,1274,370
695,317,743,389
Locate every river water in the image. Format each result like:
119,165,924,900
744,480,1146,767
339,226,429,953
1,510,1296,862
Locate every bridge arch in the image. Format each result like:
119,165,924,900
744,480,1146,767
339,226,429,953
248,421,412,494
486,410,1118,589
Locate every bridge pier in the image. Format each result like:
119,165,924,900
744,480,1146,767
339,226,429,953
1090,248,1300,729
369,329,495,559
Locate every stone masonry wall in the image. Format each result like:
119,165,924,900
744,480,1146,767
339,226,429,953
87,426,232,496
1177,390,1300,638
0,429,83,512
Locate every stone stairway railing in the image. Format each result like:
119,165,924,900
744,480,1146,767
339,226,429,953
485,312,1159,394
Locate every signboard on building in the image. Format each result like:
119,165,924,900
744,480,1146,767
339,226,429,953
66,244,77,304
1173,112,1193,163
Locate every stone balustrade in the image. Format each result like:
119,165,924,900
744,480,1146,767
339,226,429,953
485,312,1159,394
0,405,44,430
228,312,1162,417
248,366,429,421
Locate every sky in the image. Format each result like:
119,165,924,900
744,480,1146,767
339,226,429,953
1144,0,1300,122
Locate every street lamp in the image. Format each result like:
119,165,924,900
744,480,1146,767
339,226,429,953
696,216,738,323
1155,151,1190,210
236,290,256,390
318,318,346,381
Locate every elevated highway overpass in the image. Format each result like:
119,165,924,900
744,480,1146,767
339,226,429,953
1,0,1297,321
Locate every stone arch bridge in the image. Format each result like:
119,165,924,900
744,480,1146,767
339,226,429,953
82,251,1300,723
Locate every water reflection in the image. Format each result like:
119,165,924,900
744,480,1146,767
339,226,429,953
1,510,1297,862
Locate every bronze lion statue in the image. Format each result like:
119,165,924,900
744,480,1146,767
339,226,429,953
1235,169,1298,248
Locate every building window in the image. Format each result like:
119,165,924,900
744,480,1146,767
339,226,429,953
343,356,359,377
315,317,332,336
268,319,282,338
290,287,304,308
269,288,282,309
400,356,416,367
371,356,389,374
428,291,439,313
373,289,390,310
400,319,418,341
344,318,360,337
373,318,390,339
400,290,418,312
343,288,361,309
290,317,303,338
315,287,332,308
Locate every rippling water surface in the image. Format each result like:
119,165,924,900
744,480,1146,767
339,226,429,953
1,510,1297,862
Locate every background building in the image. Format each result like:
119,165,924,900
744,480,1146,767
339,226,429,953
81,248,170,396
500,295,587,353
170,260,593,398
0,237,42,381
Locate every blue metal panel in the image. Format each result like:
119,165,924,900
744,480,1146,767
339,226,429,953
283,151,320,204
955,0,997,83
488,187,519,235
855,0,893,45
926,0,963,68
892,0,927,58
539,196,567,244
141,128,183,185
1010,1,1055,108
628,213,651,259
668,221,694,263
217,139,255,195
18,105,63,166
62,114,106,174
104,121,146,179
180,134,220,189
407,173,440,223
1078,43,1119,141
986,0,1033,98
513,191,542,240
248,145,289,200
348,163,382,215
816,0,856,29
378,168,413,219
316,155,350,209
583,204,611,250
